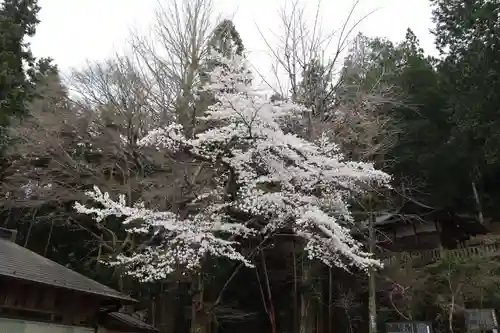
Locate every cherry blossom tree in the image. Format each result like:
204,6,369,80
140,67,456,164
75,52,391,282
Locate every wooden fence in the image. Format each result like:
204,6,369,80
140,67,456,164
382,242,500,267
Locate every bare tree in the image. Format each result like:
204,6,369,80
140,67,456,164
129,0,222,135
255,0,375,102
2,58,214,281
69,56,159,142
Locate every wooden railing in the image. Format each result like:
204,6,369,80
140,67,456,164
382,242,500,267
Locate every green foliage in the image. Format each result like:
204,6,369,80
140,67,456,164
0,0,40,123
426,0,500,216
202,19,245,82
381,255,500,325
385,33,452,201
346,18,500,216
341,31,453,207
208,19,244,58
296,58,334,119
172,19,248,137
427,255,500,309
431,0,500,54
341,33,402,92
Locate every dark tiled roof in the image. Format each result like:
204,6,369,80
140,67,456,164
0,237,135,302
109,312,159,332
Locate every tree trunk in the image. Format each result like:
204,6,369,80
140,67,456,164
368,198,377,333
300,259,315,333
328,267,333,333
368,268,377,333
293,240,299,333
190,273,209,333
154,282,177,333
471,180,484,225
43,219,55,257
256,251,277,333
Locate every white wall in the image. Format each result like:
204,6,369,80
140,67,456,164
0,317,94,333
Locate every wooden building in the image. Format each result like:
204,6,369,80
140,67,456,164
0,227,158,333
373,201,488,252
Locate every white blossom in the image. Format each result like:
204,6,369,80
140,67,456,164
75,52,391,282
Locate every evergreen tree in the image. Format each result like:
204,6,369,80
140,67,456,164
430,0,500,217
203,19,246,84
194,19,247,133
431,0,500,54
296,58,334,120
208,19,244,58
0,0,40,126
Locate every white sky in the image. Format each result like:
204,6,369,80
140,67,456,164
29,0,437,80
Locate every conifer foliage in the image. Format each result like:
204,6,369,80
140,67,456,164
0,0,40,126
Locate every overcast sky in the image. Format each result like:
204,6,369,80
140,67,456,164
29,0,437,80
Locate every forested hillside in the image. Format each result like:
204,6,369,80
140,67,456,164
2,0,500,333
